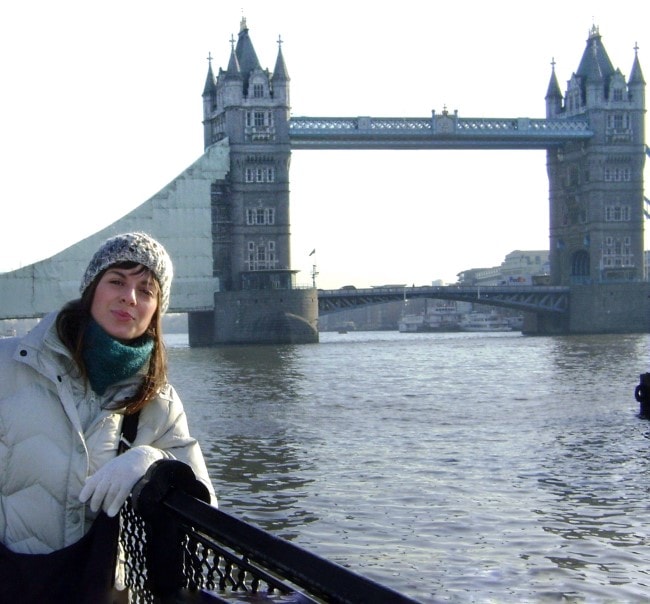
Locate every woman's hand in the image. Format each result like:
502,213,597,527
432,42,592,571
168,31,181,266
79,445,164,516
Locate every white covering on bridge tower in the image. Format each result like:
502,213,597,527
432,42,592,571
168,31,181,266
0,140,229,319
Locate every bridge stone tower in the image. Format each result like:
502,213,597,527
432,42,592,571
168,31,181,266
540,26,648,333
546,26,646,285
190,18,318,345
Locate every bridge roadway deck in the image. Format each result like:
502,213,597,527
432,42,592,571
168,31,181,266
317,285,570,314
289,116,593,150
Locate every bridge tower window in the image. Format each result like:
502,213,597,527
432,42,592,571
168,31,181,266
604,167,631,182
246,240,277,271
607,113,629,130
605,204,630,222
245,167,275,183
246,111,273,128
246,208,275,225
602,236,633,267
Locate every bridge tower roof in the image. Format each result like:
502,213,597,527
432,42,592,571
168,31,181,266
235,17,261,78
575,25,615,82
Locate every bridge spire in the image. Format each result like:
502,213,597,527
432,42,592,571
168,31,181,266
629,41,645,85
545,56,562,116
225,38,242,78
272,34,290,83
202,52,216,98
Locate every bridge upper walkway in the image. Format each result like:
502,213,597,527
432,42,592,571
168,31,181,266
289,115,593,150
317,285,570,315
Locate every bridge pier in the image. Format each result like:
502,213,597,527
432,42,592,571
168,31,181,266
189,289,319,346
522,282,650,335
187,311,216,347
521,310,569,335
567,283,650,334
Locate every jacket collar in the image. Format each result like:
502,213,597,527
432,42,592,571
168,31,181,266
14,311,72,376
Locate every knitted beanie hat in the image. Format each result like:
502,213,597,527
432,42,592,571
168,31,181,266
80,232,173,313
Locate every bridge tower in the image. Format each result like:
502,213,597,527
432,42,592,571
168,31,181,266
193,18,318,344
546,26,646,286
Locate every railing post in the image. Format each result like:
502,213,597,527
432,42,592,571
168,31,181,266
634,373,650,417
131,460,211,600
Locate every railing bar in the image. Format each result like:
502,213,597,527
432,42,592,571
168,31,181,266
186,531,308,598
164,491,421,604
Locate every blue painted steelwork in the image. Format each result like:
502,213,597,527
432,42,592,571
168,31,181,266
289,115,592,150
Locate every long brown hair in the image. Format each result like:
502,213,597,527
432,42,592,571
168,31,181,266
56,262,168,414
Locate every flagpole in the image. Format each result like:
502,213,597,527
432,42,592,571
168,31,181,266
309,249,318,288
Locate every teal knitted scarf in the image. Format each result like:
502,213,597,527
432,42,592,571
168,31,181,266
82,319,154,395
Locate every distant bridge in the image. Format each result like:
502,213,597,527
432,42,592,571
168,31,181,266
317,285,570,315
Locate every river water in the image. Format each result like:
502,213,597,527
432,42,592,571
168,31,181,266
164,330,650,603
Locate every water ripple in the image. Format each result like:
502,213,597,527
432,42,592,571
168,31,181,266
166,331,650,603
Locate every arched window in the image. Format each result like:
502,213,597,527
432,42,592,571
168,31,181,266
571,250,590,277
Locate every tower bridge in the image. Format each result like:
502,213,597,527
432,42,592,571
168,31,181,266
0,20,647,344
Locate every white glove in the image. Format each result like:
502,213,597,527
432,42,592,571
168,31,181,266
79,445,164,517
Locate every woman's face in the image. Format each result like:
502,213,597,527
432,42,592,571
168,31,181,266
90,264,159,342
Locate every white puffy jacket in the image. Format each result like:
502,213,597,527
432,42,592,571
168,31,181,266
0,312,216,554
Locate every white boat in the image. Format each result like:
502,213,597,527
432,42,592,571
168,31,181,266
459,312,512,332
399,314,431,332
398,303,461,333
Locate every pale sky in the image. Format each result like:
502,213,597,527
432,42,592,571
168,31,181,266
0,0,647,289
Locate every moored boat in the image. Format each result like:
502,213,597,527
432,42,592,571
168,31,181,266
459,312,512,332
398,312,461,333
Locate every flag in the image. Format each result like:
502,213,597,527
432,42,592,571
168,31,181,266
309,249,316,256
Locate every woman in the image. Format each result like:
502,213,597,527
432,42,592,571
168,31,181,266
0,232,215,601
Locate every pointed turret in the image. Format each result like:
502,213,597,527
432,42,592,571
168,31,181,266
224,42,242,80
628,42,645,120
629,43,645,85
272,40,290,82
545,59,563,117
221,33,244,110
271,36,290,106
203,55,217,96
202,54,217,136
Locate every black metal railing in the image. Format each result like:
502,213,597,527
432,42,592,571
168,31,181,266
119,460,421,603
